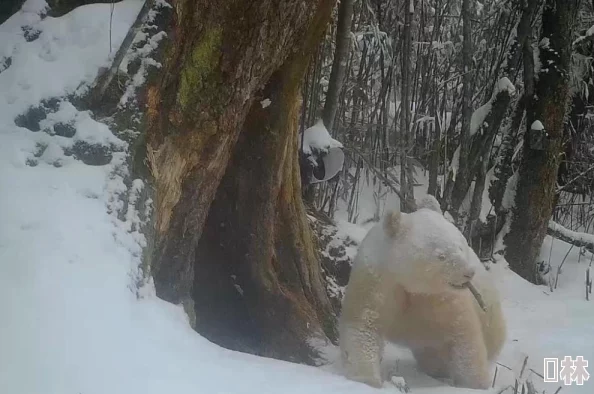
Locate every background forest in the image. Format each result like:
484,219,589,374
302,0,594,282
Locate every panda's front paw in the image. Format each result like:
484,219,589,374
344,365,383,388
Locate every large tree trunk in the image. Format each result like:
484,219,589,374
144,0,336,363
504,0,579,284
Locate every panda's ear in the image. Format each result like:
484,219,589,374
416,195,442,214
383,209,405,238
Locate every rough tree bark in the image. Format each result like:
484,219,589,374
505,0,580,284
322,0,354,132
489,0,539,215
461,84,515,236
426,110,441,197
144,0,336,363
428,72,447,198
446,0,473,213
399,0,416,213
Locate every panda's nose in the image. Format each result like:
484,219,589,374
464,268,475,280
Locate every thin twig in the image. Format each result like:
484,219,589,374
555,244,574,289
529,368,544,379
496,362,513,371
467,282,487,311
492,365,499,388
109,0,115,52
519,356,529,380
587,267,591,301
556,164,594,193
497,385,512,394
343,146,409,207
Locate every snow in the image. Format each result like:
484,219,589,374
444,210,456,224
501,171,518,211
301,118,343,155
531,120,545,130
458,167,496,224
2,2,594,394
573,25,594,46
479,167,496,222
476,1,484,16
496,77,516,96
260,98,272,108
493,237,594,394
549,220,594,245
470,101,492,136
450,145,460,181
470,78,515,137
119,30,167,107
333,165,433,226
1,1,141,110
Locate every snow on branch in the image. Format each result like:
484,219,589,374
450,77,515,182
470,77,516,136
547,220,594,254
573,24,594,47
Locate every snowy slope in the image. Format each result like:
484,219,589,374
1,2,593,394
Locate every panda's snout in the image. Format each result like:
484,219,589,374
463,268,475,280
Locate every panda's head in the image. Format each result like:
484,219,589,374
383,205,477,294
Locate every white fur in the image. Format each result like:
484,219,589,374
339,208,506,389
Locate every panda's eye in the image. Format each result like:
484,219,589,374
438,254,446,261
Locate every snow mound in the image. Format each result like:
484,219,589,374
301,119,343,155
495,77,516,96
531,120,545,130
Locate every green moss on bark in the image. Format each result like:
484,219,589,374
177,27,222,112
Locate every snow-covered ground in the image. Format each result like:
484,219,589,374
1,1,593,394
